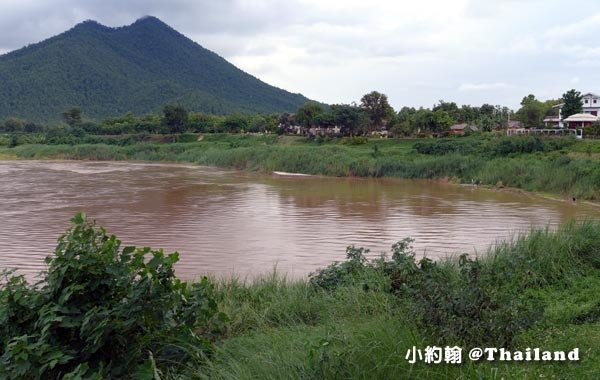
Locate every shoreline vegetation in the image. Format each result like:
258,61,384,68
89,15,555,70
3,133,600,201
1,215,600,378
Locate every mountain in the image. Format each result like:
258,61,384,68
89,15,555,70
0,16,311,122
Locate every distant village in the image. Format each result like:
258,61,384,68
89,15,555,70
278,90,595,139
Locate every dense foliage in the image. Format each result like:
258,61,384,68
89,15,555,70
561,89,583,120
0,214,227,379
413,135,575,156
0,16,309,122
0,108,282,142
309,238,542,347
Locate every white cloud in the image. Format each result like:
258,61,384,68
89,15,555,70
544,12,600,40
458,82,513,92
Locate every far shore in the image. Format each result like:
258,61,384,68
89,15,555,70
1,151,596,208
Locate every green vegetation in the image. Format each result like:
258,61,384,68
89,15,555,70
205,221,600,379
515,95,560,129
2,217,600,378
0,214,226,378
562,89,584,120
4,133,600,200
0,16,309,122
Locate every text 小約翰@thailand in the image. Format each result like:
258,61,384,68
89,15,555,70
405,346,580,364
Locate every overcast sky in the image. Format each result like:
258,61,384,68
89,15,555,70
1,0,599,110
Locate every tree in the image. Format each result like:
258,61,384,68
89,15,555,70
24,122,44,133
515,95,547,129
246,114,278,133
476,115,494,132
479,104,495,118
397,106,417,124
295,102,324,128
331,104,369,136
360,91,395,132
458,105,478,123
3,117,25,133
561,89,583,119
189,112,222,133
62,107,82,128
431,110,454,134
162,105,188,134
221,114,249,133
314,112,335,128
433,101,460,121
411,108,455,135
277,112,296,134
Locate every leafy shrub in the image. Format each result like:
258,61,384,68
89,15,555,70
491,136,545,156
407,254,542,347
310,239,543,347
0,214,227,379
309,246,370,291
414,136,575,157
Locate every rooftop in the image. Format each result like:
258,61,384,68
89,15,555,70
563,113,599,122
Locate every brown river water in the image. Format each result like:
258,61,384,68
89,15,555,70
1,160,599,281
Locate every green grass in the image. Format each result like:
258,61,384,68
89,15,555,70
5,133,600,200
0,149,16,159
167,221,600,379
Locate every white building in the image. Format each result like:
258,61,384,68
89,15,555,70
544,92,600,128
582,93,600,116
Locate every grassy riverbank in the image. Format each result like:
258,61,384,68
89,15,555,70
2,217,600,378
198,221,600,379
2,134,600,200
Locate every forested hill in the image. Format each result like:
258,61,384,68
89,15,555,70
0,16,311,122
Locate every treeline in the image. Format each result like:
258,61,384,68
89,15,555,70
284,92,512,137
1,91,515,140
5,88,594,141
1,106,280,136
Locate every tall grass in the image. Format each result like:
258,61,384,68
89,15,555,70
5,135,600,199
190,221,600,379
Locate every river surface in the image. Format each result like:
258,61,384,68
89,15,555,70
1,160,599,281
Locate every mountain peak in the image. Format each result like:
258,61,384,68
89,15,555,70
135,15,162,23
0,16,311,121
131,15,170,29
71,19,109,32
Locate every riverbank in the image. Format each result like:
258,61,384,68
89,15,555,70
202,220,600,379
2,217,599,378
2,134,600,201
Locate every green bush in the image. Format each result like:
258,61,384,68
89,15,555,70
0,214,227,379
309,246,371,291
310,238,543,347
407,254,542,347
414,136,575,157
